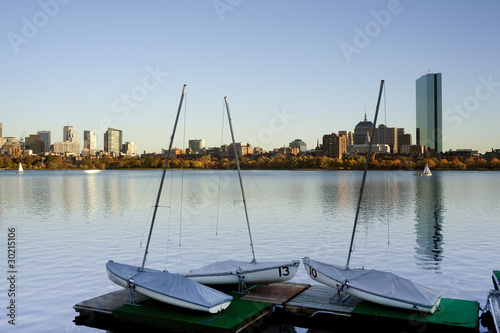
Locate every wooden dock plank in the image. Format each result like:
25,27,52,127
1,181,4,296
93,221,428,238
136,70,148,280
242,282,310,304
74,289,148,314
286,285,362,317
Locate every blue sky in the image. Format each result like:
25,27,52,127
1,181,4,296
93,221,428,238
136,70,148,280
1,0,499,153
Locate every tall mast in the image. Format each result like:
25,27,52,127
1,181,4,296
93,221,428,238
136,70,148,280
346,80,384,270
141,84,187,269
224,96,257,263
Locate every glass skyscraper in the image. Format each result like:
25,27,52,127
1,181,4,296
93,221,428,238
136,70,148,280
416,73,442,153
104,128,122,156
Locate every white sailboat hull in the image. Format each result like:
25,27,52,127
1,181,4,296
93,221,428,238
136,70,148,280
185,260,300,285
303,257,441,314
106,261,232,313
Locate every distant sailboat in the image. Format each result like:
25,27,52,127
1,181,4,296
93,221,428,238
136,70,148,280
423,163,432,176
17,163,23,174
304,80,442,313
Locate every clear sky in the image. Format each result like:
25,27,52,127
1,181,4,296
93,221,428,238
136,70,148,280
1,0,499,153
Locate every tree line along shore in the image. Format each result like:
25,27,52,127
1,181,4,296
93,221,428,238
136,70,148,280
1,153,500,171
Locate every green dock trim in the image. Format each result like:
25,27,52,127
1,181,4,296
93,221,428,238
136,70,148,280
493,271,500,289
352,298,479,330
112,292,273,333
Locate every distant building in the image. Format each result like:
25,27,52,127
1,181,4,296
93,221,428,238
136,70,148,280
275,146,299,156
122,141,137,156
83,130,97,153
63,125,78,143
289,139,307,154
53,141,80,156
347,144,390,155
0,137,21,157
0,122,2,137
189,139,205,154
104,128,122,156
37,130,51,153
398,128,412,153
25,134,45,154
322,133,347,158
354,114,373,145
376,124,398,154
416,72,442,153
162,147,183,155
339,131,354,146
224,143,253,156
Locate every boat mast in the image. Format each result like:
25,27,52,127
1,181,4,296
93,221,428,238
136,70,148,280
346,80,384,270
141,84,187,270
224,96,257,264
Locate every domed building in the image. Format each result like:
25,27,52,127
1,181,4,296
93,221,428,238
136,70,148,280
354,113,373,145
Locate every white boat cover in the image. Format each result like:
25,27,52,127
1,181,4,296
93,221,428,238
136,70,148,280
185,259,299,276
303,257,442,310
106,261,233,309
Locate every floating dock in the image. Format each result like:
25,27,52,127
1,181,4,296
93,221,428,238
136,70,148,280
74,283,479,332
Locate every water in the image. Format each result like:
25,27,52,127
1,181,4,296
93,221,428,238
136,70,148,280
0,169,499,332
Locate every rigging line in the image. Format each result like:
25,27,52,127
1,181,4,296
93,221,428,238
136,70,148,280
248,170,292,249
305,170,356,256
112,167,156,259
216,98,226,237
179,90,188,251
384,86,391,246
131,170,158,264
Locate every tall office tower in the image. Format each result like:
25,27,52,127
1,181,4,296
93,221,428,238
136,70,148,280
354,113,373,145
188,139,205,154
416,73,442,153
63,125,78,142
37,130,51,153
104,128,123,156
83,130,96,151
0,122,2,137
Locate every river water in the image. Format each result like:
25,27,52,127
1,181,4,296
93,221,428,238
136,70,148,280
0,169,499,332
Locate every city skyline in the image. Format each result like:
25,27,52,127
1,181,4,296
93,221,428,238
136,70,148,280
1,1,499,153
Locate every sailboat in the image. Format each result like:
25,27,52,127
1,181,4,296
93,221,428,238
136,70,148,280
423,163,432,176
184,96,300,287
106,85,233,313
17,163,23,174
303,80,442,313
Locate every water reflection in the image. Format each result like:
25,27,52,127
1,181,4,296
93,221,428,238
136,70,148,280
414,173,444,270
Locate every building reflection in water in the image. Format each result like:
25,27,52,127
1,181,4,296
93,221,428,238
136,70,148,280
414,173,444,271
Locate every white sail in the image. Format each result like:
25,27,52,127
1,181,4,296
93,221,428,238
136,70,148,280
17,163,23,174
423,163,432,176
